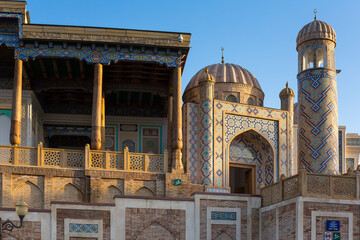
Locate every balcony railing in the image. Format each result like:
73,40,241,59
261,167,359,206
0,143,168,173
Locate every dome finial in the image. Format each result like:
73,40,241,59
221,47,225,64
314,9,317,20
286,81,289,89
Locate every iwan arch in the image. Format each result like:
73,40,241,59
0,1,360,239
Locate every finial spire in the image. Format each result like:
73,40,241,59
205,67,208,74
314,9,317,20
286,81,289,89
221,47,225,64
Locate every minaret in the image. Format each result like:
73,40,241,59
199,67,215,185
279,82,295,175
296,12,338,174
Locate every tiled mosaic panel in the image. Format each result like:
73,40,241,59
298,68,338,174
69,223,98,233
211,211,236,221
0,13,23,47
199,101,213,185
346,158,354,172
185,103,198,184
229,130,274,187
213,100,288,186
339,131,343,173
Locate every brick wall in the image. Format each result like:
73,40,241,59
200,199,247,240
303,202,360,239
125,208,186,240
261,208,276,240
211,224,236,239
56,209,110,240
278,203,296,240
2,221,41,240
0,165,169,209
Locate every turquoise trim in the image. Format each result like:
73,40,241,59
0,109,11,118
139,125,163,154
106,123,119,151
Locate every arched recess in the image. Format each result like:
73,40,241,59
101,185,122,203
225,94,237,103
316,47,327,67
135,187,154,197
135,223,175,240
228,129,275,194
55,183,84,202
0,112,11,146
13,181,43,209
302,48,314,70
215,231,234,240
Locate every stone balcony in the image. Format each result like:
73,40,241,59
261,167,359,207
0,143,168,173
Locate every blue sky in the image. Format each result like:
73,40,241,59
26,0,360,134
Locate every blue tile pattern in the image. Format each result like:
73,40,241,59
186,103,198,183
211,211,236,221
298,68,338,174
69,223,98,233
199,101,213,185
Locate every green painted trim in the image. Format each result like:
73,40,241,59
106,123,119,151
139,125,163,154
0,109,11,119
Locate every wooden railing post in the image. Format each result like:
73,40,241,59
105,152,110,169
356,171,360,199
164,149,168,173
85,144,90,169
299,166,307,196
124,147,129,170
61,150,67,168
37,142,43,166
144,155,149,172
280,174,286,201
12,146,18,165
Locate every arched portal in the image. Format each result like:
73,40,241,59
228,129,274,194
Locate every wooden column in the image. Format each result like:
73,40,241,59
91,63,103,150
167,88,173,171
10,59,23,146
171,67,184,173
101,95,105,150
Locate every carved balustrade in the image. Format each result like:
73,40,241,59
261,169,360,207
0,143,168,173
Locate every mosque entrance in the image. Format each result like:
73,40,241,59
228,129,275,194
229,165,255,194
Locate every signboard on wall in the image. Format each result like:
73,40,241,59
324,232,332,240
326,220,340,231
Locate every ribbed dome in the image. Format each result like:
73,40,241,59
185,63,261,92
296,20,336,47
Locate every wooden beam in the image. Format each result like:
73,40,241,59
66,60,73,79
52,59,60,79
80,61,86,79
38,59,48,79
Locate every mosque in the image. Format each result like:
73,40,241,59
0,1,360,239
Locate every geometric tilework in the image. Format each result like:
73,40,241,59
213,100,289,186
211,211,236,221
298,68,338,174
15,45,182,67
69,223,98,233
199,100,213,185
0,14,22,47
229,130,274,187
186,103,198,183
339,130,343,173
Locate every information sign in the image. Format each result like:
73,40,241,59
326,220,340,231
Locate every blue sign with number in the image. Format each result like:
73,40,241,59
326,220,340,231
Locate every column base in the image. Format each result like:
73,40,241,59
171,149,184,174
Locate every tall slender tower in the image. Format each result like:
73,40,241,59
296,15,338,174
